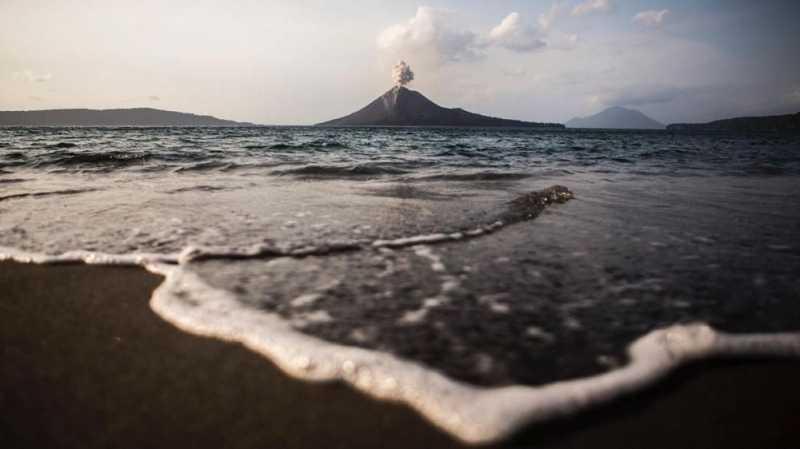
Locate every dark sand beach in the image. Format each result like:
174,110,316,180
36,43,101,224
1,260,799,449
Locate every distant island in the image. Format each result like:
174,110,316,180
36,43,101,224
566,106,664,130
316,86,563,128
667,112,800,132
0,108,256,127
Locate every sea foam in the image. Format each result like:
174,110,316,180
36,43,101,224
2,242,799,444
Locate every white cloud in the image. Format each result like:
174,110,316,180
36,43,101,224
633,9,670,26
571,0,614,16
378,5,576,63
488,7,576,53
377,7,481,64
149,95,161,101
537,2,563,32
12,70,53,83
489,12,546,52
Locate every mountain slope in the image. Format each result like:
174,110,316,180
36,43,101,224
667,112,800,132
316,87,562,128
566,106,664,130
0,108,256,127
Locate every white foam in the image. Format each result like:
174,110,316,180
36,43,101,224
0,245,178,265
291,293,323,308
3,246,800,444
143,262,800,444
396,245,461,325
372,222,503,249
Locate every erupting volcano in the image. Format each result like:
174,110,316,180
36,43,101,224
317,62,563,128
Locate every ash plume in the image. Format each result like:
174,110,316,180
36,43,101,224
392,61,415,86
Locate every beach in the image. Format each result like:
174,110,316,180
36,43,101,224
2,260,799,449
4,0,800,445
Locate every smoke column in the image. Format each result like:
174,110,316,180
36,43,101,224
392,61,415,87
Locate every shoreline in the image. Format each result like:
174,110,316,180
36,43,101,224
1,260,799,448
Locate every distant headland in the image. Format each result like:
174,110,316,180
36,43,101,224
0,108,256,127
667,112,800,132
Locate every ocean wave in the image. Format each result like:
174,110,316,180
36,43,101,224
166,185,234,194
416,171,532,181
172,161,239,172
243,143,291,150
245,140,349,151
0,177,29,184
3,152,26,159
0,188,97,203
3,126,800,443
2,244,798,444
145,272,800,444
33,151,154,168
3,127,800,176
271,164,409,178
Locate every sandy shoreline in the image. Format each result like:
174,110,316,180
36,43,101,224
1,260,799,448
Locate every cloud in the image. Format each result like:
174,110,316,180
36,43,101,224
487,7,576,53
378,7,481,64
633,9,670,26
537,2,563,32
489,12,546,52
378,5,576,63
571,0,614,16
12,70,53,83
148,95,161,101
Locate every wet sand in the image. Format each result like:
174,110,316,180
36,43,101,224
1,260,799,448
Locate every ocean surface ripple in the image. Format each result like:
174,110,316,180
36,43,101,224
2,126,799,177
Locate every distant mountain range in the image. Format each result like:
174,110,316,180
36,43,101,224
667,112,800,132
0,108,256,127
566,106,664,130
317,86,563,128
5,104,797,132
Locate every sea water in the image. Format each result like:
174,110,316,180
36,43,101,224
1,126,799,442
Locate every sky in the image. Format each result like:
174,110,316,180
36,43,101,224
1,0,799,125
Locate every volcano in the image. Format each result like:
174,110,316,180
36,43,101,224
316,86,563,128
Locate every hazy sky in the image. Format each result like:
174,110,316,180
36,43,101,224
2,0,799,124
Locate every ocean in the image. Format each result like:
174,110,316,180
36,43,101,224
2,126,799,443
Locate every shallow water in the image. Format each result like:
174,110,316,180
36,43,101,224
2,126,799,441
